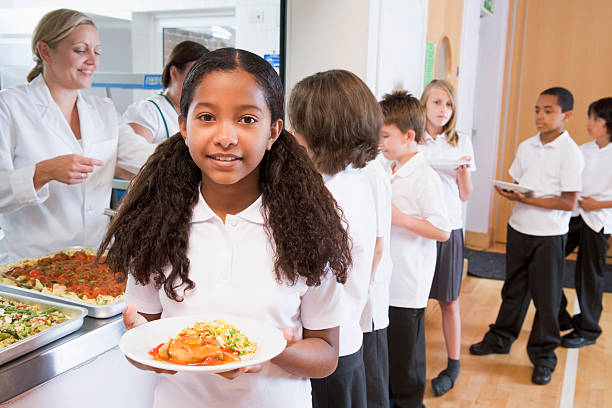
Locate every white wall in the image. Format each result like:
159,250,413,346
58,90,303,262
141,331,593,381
235,0,281,59
373,0,428,99
286,0,371,95
465,0,510,234
286,0,427,103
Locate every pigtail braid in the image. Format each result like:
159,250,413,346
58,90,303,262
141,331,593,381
98,133,201,301
260,130,351,286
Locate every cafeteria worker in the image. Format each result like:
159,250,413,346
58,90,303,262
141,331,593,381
123,40,209,143
0,8,155,262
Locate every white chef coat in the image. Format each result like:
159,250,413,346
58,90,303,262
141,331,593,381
359,158,392,332
508,131,584,236
0,75,156,262
123,93,179,143
574,140,612,233
418,132,476,229
388,152,450,308
127,193,344,408
323,166,376,356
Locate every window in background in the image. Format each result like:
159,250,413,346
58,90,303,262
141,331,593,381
162,26,236,63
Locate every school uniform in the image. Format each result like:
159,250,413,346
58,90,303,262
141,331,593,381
418,132,476,301
0,75,155,262
311,166,377,408
482,131,583,370
386,152,450,408
559,140,612,340
123,93,179,143
127,193,345,408
360,157,393,408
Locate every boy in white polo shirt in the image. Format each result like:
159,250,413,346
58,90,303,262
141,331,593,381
380,90,450,408
470,87,584,386
360,153,393,408
558,97,612,348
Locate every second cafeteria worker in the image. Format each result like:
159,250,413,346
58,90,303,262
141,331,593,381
0,9,155,262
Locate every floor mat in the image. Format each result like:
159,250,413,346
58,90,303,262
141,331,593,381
465,248,612,293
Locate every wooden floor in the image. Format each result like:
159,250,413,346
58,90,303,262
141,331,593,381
422,274,612,407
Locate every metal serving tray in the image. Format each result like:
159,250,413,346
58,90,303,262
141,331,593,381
0,248,125,318
0,290,87,366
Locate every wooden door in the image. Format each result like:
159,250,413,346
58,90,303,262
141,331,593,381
426,0,464,88
493,0,612,244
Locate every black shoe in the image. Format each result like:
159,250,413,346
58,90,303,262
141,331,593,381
469,341,509,356
561,330,596,348
559,320,574,332
531,366,552,385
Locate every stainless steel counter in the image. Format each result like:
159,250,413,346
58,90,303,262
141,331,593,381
0,315,124,403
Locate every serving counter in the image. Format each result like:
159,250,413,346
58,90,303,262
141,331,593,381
0,314,124,403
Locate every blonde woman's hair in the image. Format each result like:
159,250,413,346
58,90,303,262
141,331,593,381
27,9,95,82
420,79,459,146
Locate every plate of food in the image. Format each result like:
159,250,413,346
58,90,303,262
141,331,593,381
0,248,125,318
427,159,470,170
492,180,533,194
119,314,287,373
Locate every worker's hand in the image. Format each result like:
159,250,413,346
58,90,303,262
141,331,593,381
34,154,104,190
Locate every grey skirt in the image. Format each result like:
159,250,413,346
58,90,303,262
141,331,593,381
429,228,464,301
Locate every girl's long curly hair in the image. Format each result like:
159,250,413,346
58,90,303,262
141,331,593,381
98,48,351,301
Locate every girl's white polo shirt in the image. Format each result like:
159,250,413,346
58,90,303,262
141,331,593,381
575,140,612,233
388,152,450,309
323,166,376,356
127,193,344,408
508,131,584,236
418,132,476,229
123,94,179,143
360,158,393,332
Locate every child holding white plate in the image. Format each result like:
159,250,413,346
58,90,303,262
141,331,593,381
98,48,352,408
418,80,475,396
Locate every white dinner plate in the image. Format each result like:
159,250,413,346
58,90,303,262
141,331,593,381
119,314,287,373
492,180,533,194
428,159,470,170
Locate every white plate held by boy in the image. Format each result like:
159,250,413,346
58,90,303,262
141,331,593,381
492,180,533,194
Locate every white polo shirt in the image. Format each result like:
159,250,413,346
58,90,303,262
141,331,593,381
360,158,392,332
323,166,376,356
418,132,476,229
127,193,344,408
574,140,612,233
508,131,584,236
123,93,179,143
388,152,450,309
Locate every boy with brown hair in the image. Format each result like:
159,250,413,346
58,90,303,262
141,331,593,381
380,90,450,408
470,87,584,386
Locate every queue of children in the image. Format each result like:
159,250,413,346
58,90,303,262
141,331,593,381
105,45,470,407
106,44,609,407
